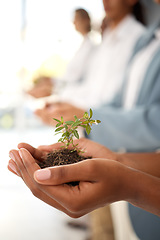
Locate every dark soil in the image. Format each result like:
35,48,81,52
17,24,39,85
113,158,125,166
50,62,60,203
38,148,91,186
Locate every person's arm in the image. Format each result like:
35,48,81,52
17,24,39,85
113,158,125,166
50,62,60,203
123,167,160,216
118,152,160,178
8,147,160,217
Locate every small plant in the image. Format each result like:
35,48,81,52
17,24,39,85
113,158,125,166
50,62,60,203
38,108,101,184
53,108,101,150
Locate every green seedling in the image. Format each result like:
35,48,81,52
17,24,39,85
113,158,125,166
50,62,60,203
53,109,101,150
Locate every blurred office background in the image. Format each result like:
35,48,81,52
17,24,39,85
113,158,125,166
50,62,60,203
0,0,160,240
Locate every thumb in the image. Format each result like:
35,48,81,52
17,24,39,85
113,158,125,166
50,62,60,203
34,160,96,185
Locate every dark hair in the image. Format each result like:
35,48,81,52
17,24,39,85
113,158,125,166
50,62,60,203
132,2,146,25
75,8,91,32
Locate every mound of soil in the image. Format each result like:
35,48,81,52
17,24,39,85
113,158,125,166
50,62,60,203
38,148,91,186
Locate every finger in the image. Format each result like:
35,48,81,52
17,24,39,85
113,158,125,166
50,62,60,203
9,149,31,179
14,149,63,209
34,170,102,216
8,159,20,177
18,148,41,177
9,150,26,177
19,148,105,216
17,148,84,217
34,159,98,185
18,143,44,160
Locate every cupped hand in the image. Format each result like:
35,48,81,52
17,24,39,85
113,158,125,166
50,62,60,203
9,147,125,217
8,148,86,218
38,138,118,161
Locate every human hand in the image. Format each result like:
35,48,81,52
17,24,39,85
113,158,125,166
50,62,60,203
8,147,125,217
27,77,53,98
8,143,45,176
8,138,117,171
35,102,85,126
38,138,118,161
8,146,86,217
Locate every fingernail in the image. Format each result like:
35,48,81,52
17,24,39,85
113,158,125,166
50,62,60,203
8,162,19,176
34,169,51,181
9,152,15,161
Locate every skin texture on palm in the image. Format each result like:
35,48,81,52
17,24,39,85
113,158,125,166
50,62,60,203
8,138,160,217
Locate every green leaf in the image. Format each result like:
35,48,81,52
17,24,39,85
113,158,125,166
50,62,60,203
53,118,61,123
58,138,64,142
62,131,70,137
80,124,87,128
82,120,89,124
56,122,62,127
53,109,101,150
66,131,70,137
54,132,61,136
83,112,89,119
55,126,64,132
96,120,101,123
64,124,68,130
61,116,64,124
72,121,82,127
65,121,74,125
73,130,79,139
89,108,93,118
86,124,91,135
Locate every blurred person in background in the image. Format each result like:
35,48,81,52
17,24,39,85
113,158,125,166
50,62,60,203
27,8,97,99
34,0,160,239
100,15,109,37
56,0,146,110
35,0,145,126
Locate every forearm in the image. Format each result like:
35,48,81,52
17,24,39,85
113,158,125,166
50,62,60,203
121,165,160,216
118,152,160,178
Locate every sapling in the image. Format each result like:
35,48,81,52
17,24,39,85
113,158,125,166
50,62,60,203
38,109,101,184
53,108,101,151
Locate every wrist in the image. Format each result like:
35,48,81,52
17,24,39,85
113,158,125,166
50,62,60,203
119,164,143,203
108,161,130,203
113,162,137,202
